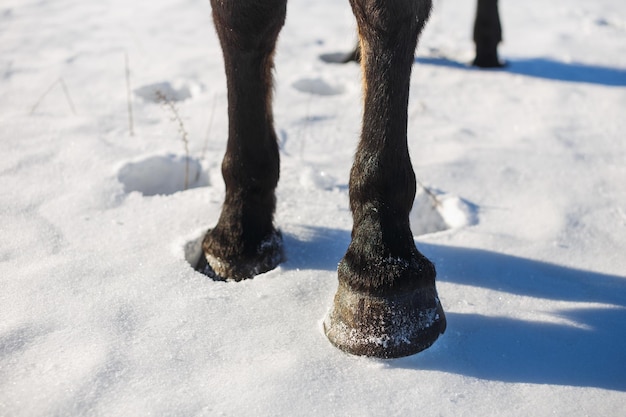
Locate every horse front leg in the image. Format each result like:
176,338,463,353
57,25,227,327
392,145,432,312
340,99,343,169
198,0,287,281
324,0,446,358
473,0,503,67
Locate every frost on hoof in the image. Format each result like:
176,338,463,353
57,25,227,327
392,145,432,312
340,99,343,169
324,280,446,358
196,229,285,282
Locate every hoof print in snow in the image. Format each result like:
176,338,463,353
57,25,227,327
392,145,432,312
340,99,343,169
410,187,478,236
183,231,284,282
292,78,344,96
117,154,208,196
319,51,357,64
134,81,197,103
183,233,205,271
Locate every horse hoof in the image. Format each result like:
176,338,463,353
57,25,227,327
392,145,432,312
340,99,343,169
196,229,284,281
472,53,505,68
324,280,446,358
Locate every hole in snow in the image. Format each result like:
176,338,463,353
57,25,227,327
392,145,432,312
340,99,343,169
117,154,209,196
183,233,205,269
410,187,478,236
134,80,200,103
292,78,344,96
181,188,477,276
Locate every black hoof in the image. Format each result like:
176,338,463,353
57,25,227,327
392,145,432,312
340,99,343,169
472,48,504,68
195,229,284,281
472,57,505,68
324,280,446,358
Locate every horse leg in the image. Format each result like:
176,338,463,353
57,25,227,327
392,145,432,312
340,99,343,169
198,0,287,281
343,1,504,68
324,0,446,358
473,0,503,67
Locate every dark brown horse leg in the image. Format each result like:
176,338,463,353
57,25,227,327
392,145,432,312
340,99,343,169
473,0,503,67
344,0,503,68
198,0,287,281
325,0,446,358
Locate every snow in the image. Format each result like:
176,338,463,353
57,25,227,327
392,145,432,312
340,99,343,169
1,0,626,415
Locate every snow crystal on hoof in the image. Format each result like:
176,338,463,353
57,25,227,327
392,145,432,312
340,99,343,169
292,78,344,96
117,154,208,196
324,281,446,358
410,187,478,236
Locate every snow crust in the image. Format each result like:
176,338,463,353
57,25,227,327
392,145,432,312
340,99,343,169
2,0,626,415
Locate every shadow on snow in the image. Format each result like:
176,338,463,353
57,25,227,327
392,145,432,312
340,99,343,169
416,56,626,87
282,226,350,273
412,244,626,392
282,227,626,391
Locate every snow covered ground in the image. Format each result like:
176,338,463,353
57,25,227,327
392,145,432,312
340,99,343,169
2,0,626,415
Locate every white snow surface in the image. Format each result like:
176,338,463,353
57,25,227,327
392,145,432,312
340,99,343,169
2,0,626,415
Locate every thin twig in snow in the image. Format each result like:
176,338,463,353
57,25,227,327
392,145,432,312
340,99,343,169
155,90,190,190
416,178,442,208
125,53,135,136
201,93,217,160
30,78,77,116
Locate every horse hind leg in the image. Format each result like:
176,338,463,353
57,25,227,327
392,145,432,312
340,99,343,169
341,0,504,68
198,0,287,281
473,0,503,67
324,0,446,358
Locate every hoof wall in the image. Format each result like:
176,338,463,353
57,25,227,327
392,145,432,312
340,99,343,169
324,281,446,358
196,229,284,281
472,56,506,69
